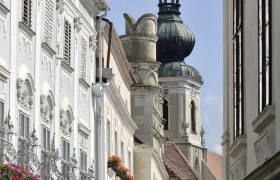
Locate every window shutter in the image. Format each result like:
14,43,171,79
81,37,87,80
64,20,71,65
44,0,53,46
23,0,32,27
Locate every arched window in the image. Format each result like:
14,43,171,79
163,99,169,130
191,101,196,133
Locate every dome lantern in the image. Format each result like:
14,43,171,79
157,0,195,63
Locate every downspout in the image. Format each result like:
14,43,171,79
97,8,108,180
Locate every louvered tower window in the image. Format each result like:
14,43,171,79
233,0,244,139
191,101,196,133
258,0,272,112
81,37,87,80
22,0,32,28
44,0,53,46
64,20,71,65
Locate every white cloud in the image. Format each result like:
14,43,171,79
214,144,223,155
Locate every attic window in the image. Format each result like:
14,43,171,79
22,0,32,28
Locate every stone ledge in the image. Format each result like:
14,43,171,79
229,135,247,158
252,105,275,134
18,22,36,38
0,2,10,16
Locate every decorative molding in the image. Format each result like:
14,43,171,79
0,62,10,82
74,17,82,32
60,109,72,136
229,135,246,158
61,61,74,74
231,158,245,180
17,78,34,110
18,22,36,38
0,2,10,16
79,78,90,89
40,94,54,124
89,35,97,51
42,42,56,58
252,105,275,133
254,128,275,166
56,0,65,14
78,123,91,136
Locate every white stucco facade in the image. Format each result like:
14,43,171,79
223,0,280,179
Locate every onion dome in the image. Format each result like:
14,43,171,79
157,0,195,63
159,62,204,84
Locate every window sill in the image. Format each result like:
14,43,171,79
78,123,91,136
229,135,246,158
18,22,35,38
0,2,10,16
79,78,90,89
42,42,56,58
61,61,74,74
191,131,197,135
252,105,275,134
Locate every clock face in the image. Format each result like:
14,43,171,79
160,83,168,98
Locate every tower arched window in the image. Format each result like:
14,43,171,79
163,99,169,130
191,101,196,133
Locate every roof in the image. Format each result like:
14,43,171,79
159,62,204,84
207,151,222,180
163,143,200,180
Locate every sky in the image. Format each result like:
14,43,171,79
105,0,223,155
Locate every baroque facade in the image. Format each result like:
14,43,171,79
223,0,280,179
0,0,222,179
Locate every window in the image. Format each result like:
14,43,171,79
258,0,272,112
128,150,131,171
0,101,4,126
61,139,70,161
80,150,87,172
44,0,54,46
233,0,244,139
42,127,50,151
20,112,29,139
114,130,118,155
64,20,72,65
163,99,169,130
22,0,32,27
107,121,111,156
121,141,124,164
191,101,196,133
81,37,87,80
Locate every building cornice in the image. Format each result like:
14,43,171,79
105,82,138,135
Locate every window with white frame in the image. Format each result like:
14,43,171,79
80,150,87,172
81,37,87,80
107,120,111,157
42,126,50,151
0,101,4,126
128,150,131,171
61,138,70,162
22,0,32,28
44,0,54,46
233,0,244,139
121,141,124,164
19,112,29,140
258,0,272,112
114,130,118,155
64,20,72,65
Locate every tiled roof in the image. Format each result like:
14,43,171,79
207,151,222,180
163,143,200,180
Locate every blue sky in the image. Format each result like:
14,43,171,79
106,0,223,155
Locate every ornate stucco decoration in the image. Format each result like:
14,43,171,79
74,17,82,32
56,0,65,14
89,35,97,51
17,78,34,110
40,94,54,124
60,109,72,136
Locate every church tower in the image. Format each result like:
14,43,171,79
157,0,207,175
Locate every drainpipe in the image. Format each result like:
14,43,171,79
96,8,108,180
